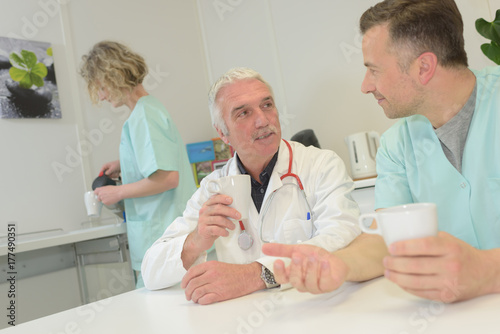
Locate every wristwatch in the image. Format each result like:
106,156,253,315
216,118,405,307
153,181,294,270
260,265,280,289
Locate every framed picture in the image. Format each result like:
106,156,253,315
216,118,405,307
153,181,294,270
211,159,229,171
187,138,235,187
186,140,215,163
192,161,212,187
0,36,61,119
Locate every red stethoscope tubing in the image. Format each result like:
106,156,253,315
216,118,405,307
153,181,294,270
239,220,246,231
239,139,303,233
280,139,304,190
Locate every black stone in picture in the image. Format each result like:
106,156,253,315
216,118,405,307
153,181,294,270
0,36,61,119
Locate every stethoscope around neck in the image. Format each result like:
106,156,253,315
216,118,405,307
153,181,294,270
258,139,315,243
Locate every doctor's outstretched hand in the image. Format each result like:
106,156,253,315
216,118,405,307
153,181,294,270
262,243,349,294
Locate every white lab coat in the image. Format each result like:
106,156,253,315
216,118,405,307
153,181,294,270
141,140,361,290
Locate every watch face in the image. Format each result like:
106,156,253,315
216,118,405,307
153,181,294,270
238,231,253,250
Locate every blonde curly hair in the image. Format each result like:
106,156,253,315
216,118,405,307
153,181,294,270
80,41,148,104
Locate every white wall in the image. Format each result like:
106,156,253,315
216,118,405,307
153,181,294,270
0,0,91,235
66,0,213,177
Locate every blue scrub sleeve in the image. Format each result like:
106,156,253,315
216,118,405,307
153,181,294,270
374,132,414,210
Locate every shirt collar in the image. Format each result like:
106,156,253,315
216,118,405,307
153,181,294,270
236,148,279,184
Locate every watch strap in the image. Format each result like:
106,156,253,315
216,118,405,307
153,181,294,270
260,265,280,289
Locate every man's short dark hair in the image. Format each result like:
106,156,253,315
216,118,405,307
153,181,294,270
360,0,468,70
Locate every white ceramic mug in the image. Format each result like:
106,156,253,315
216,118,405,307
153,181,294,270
84,190,103,217
358,203,438,245
206,175,251,220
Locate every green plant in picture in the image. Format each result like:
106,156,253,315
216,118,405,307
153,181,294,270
8,49,48,89
476,9,500,65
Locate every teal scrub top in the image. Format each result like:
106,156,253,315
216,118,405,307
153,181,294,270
120,95,196,270
375,66,500,250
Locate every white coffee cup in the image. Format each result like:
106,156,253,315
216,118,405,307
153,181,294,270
358,203,438,245
84,190,103,217
206,175,251,220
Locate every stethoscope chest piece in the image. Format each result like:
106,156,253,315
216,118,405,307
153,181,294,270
238,230,253,250
237,220,253,250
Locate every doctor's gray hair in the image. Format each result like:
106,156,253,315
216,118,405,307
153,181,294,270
208,67,274,136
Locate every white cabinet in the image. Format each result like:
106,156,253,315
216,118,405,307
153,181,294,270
0,224,134,329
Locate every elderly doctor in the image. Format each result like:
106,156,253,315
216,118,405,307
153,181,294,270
141,67,360,304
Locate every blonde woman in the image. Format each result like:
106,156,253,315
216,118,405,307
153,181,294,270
80,41,196,288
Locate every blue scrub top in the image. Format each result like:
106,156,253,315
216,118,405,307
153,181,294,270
375,66,500,250
120,95,196,270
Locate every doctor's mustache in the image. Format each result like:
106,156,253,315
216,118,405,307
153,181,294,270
252,125,278,141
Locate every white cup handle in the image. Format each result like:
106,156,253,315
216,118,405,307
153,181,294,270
358,213,380,235
206,179,221,194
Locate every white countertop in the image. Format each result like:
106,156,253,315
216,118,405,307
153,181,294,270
354,176,376,189
3,277,499,333
0,221,127,256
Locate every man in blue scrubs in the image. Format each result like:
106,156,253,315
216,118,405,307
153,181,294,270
263,0,500,302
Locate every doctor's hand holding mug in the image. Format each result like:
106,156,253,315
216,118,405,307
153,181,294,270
263,0,500,303
141,67,361,305
181,175,252,267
